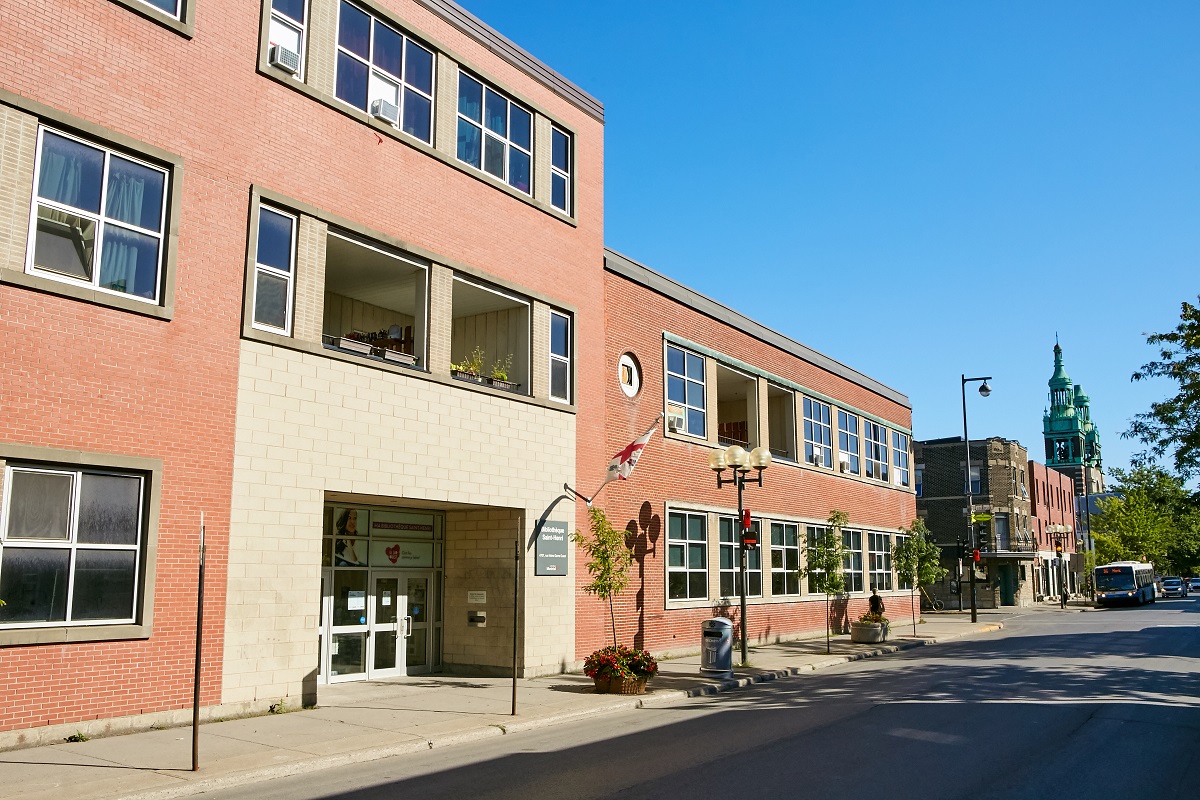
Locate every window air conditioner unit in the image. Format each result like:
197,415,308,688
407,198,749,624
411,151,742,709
666,406,685,432
269,45,301,75
838,455,851,473
810,450,824,467
371,99,400,126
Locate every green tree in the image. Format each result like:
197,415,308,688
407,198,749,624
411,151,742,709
801,510,847,653
572,506,634,647
1127,297,1200,479
892,517,948,635
1091,465,1200,575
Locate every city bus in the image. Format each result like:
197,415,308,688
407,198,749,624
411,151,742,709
1094,561,1156,606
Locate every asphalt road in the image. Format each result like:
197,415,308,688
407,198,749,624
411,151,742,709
209,599,1200,800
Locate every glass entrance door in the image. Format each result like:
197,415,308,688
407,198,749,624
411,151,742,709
329,569,369,683
403,574,430,674
371,572,408,678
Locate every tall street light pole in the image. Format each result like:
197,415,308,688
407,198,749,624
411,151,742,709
962,374,992,624
710,444,771,666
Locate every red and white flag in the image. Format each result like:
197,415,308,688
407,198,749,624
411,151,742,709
603,422,658,485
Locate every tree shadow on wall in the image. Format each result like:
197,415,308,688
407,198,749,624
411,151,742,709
625,500,661,651
829,594,851,635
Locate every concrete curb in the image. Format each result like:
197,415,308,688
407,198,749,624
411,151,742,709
123,622,1004,799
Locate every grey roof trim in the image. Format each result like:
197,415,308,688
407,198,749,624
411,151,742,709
415,0,604,123
605,248,911,409
665,333,912,435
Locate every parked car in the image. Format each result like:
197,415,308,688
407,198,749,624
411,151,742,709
1161,577,1188,598
1189,577,1200,592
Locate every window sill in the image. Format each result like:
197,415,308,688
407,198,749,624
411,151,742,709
0,622,151,646
106,0,194,38
0,268,174,321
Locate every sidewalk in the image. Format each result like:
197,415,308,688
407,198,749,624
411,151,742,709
0,612,1010,800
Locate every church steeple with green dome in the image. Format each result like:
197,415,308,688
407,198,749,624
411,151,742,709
1042,341,1103,496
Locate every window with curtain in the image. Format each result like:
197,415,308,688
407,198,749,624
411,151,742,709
0,464,145,627
457,71,532,194
335,1,434,143
29,128,168,303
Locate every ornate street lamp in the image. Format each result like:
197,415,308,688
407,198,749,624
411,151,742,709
962,374,992,624
710,444,771,665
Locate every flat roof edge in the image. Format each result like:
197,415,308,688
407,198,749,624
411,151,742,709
417,0,605,123
604,248,912,410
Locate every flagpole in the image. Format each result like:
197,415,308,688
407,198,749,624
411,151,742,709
565,415,663,506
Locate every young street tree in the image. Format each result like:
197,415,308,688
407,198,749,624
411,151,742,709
573,506,634,647
801,509,847,654
892,517,948,635
1126,297,1200,480
1092,465,1200,575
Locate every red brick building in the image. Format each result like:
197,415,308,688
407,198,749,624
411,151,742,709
1029,459,1080,597
589,252,917,656
1,0,603,745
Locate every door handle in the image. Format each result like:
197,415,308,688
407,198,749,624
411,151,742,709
403,616,413,638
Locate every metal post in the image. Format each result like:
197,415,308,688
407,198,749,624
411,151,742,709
962,376,977,624
737,473,748,667
512,539,519,717
192,512,206,772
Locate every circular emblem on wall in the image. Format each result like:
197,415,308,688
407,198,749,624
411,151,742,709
618,353,641,398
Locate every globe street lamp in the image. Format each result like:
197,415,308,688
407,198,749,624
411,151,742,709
709,444,771,665
962,374,992,624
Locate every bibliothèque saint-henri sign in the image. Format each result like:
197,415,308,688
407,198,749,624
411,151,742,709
535,520,569,576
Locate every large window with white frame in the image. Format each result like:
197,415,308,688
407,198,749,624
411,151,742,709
268,0,308,77
549,311,571,402
893,432,910,487
457,72,532,195
335,1,434,143
666,345,706,438
842,529,863,592
668,511,707,600
805,525,826,593
0,465,146,627
864,422,889,482
837,410,860,475
771,522,801,595
719,517,761,598
803,398,833,468
27,128,168,303
895,533,912,589
868,531,892,591
252,205,297,334
550,125,572,213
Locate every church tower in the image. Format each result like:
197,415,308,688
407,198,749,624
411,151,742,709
1043,342,1104,496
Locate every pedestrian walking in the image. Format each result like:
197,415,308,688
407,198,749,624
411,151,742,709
869,588,885,616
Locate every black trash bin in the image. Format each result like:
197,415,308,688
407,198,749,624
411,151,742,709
700,617,733,676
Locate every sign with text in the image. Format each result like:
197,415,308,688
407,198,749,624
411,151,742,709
535,520,570,576
370,540,434,568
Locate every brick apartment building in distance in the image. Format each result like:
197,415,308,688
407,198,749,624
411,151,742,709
593,252,918,654
0,0,603,746
915,437,1080,609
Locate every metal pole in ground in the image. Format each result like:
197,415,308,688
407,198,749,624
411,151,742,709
512,538,519,716
192,512,206,772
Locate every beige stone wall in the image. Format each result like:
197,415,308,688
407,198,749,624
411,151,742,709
0,105,35,274
223,339,576,706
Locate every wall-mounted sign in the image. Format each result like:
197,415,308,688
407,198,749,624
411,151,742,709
467,591,487,604
536,520,569,576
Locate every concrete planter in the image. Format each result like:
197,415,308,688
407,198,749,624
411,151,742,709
850,622,887,643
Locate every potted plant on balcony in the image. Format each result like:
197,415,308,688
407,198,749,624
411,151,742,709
450,346,486,384
574,507,657,694
489,353,519,392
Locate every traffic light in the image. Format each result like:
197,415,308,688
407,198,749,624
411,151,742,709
1055,543,1063,558
976,522,992,552
740,511,758,548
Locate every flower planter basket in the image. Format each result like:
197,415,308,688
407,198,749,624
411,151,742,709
850,622,887,644
489,378,521,393
451,369,486,385
381,349,417,366
335,337,373,355
593,676,648,695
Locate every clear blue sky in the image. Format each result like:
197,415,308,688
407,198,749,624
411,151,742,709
468,0,1198,476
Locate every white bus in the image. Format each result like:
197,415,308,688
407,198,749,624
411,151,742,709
1094,561,1156,606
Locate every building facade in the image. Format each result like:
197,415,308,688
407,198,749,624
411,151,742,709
0,0,604,746
593,252,918,655
1029,459,1081,599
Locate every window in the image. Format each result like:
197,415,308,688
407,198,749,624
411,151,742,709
803,398,832,467
457,72,532,194
252,205,296,334
618,353,641,398
336,1,434,143
842,529,863,593
915,465,924,498
965,465,981,495
449,277,529,392
719,517,761,598
837,410,860,475
805,526,826,593
668,512,707,600
869,532,892,591
141,0,181,18
269,0,308,75
549,311,571,402
28,128,168,303
864,422,889,481
771,522,801,596
767,384,797,461
666,345,705,438
893,432,910,487
550,125,571,213
1,465,145,626
895,534,912,590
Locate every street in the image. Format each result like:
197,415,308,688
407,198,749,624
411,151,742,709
206,600,1200,800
